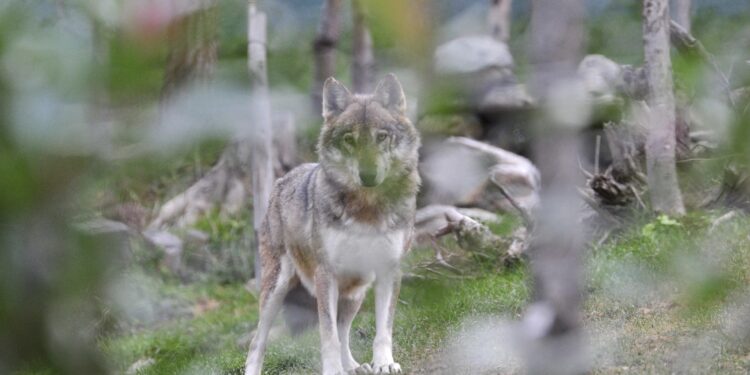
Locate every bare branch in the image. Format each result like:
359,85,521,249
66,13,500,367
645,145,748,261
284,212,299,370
669,20,734,107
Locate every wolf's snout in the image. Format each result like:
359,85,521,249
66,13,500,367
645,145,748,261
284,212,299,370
359,170,378,187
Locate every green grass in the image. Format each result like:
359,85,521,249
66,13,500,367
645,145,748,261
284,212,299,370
587,211,750,374
102,211,750,374
101,256,530,374
102,279,255,374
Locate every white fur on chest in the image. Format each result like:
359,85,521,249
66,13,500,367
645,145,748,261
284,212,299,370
322,224,406,277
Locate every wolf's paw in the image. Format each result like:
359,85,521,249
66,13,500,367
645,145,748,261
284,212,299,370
372,363,402,374
323,368,348,375
347,363,373,374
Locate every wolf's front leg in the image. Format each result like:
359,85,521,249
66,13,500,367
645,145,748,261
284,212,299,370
245,258,295,375
316,267,346,375
338,293,368,373
372,270,402,374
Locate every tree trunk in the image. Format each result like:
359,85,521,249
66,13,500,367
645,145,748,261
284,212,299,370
351,0,375,93
487,0,512,43
247,2,275,279
524,0,587,373
643,0,686,216
160,0,218,101
671,0,691,32
311,0,342,110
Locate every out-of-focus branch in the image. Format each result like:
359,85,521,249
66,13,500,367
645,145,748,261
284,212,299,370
311,0,342,110
160,0,218,102
487,0,512,43
351,0,375,93
669,20,734,107
415,205,527,260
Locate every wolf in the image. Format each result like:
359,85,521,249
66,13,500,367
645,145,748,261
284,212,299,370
244,74,420,375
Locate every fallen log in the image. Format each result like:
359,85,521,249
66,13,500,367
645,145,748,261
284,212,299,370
415,205,499,240
415,204,528,261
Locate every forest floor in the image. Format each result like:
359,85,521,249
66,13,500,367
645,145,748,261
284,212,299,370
101,211,750,374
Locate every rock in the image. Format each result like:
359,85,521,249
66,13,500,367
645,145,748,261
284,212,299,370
142,229,183,274
435,36,514,74
183,228,209,244
75,218,131,235
126,357,155,374
577,54,622,99
74,218,133,256
478,83,535,112
432,36,533,114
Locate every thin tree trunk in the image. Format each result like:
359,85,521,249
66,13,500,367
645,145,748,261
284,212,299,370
311,0,342,110
671,0,691,33
248,2,274,279
160,0,218,101
643,0,686,216
524,0,587,374
487,0,512,43
351,0,375,93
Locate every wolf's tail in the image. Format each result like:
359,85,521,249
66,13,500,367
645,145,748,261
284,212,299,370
282,284,318,335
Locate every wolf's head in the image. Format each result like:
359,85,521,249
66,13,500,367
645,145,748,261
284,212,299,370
317,74,420,193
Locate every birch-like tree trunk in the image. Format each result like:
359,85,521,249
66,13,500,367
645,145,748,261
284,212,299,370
643,0,686,216
247,2,274,278
351,0,375,93
487,0,512,43
671,0,691,32
311,0,342,109
524,0,587,373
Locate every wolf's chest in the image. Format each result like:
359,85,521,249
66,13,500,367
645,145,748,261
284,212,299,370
321,225,407,276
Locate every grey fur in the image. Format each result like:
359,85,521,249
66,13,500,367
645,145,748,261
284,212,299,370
245,74,420,375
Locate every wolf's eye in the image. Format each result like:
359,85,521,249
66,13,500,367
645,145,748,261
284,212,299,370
342,133,355,147
376,132,388,143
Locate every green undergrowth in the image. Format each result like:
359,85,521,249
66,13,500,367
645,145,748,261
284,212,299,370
102,210,750,374
587,211,750,374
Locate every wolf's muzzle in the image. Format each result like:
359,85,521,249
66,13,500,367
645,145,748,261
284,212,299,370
359,170,378,187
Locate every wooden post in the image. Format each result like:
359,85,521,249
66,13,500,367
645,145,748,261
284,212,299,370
351,0,375,93
311,0,342,110
643,0,685,216
248,1,274,278
487,0,512,43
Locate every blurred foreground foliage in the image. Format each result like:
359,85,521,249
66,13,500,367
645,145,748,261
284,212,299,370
1,0,750,374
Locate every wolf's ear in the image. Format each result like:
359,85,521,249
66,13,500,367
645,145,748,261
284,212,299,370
373,73,406,114
322,77,352,119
